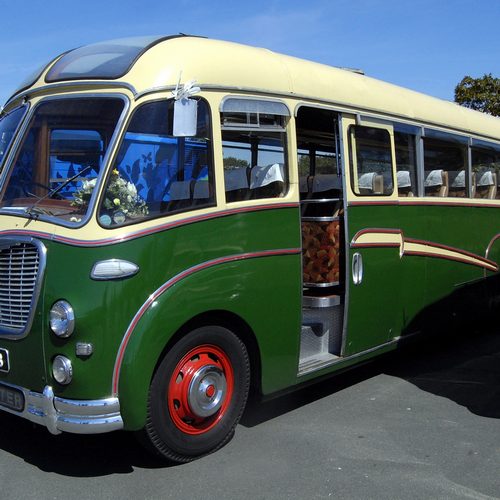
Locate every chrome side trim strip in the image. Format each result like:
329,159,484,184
0,382,123,435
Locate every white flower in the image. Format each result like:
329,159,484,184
127,182,137,196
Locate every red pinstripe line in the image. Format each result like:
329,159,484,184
351,243,400,249
111,248,301,395
349,199,500,209
352,228,402,240
350,229,498,272
349,200,399,206
404,237,497,268
404,250,497,271
0,203,299,247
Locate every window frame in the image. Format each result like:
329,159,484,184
0,104,29,173
220,96,290,204
0,94,129,228
422,131,469,199
97,95,216,229
348,121,396,198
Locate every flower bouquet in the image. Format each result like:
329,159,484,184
72,169,148,225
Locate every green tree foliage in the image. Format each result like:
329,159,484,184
298,154,336,175
454,74,500,116
223,156,249,169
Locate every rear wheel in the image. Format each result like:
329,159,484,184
143,326,250,462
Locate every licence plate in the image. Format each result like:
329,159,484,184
0,383,25,412
0,348,10,373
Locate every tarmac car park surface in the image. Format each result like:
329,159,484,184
0,328,498,500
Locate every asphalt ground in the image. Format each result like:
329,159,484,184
0,328,498,500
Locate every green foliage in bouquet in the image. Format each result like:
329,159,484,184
72,169,149,220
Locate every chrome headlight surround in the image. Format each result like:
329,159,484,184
52,355,73,385
49,300,75,338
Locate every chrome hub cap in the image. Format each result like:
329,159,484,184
187,365,227,418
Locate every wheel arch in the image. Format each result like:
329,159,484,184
115,254,300,431
153,310,263,399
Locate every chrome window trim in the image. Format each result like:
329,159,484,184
0,236,47,340
471,138,500,152
0,104,30,174
4,81,137,109
139,84,500,146
424,128,470,144
0,93,130,230
219,96,290,115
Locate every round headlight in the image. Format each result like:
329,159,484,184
52,355,73,385
49,300,75,338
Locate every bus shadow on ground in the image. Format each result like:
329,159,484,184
0,412,165,475
241,326,500,426
0,327,498,476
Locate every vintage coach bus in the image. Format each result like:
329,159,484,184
0,35,498,462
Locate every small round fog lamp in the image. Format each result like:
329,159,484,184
52,355,73,385
49,300,75,338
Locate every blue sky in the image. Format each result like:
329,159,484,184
0,0,498,106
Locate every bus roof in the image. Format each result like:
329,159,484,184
9,35,500,142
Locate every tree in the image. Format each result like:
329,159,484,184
454,74,500,117
223,157,250,169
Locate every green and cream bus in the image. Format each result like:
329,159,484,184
0,35,498,462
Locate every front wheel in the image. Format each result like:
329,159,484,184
143,326,250,462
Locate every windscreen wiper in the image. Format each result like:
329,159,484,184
25,165,93,217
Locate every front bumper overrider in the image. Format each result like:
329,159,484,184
0,383,123,434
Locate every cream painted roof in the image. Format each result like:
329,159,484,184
21,36,500,142
133,37,500,141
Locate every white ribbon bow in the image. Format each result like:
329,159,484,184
171,74,200,101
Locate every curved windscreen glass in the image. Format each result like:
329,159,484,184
0,97,125,225
0,106,27,170
45,35,174,82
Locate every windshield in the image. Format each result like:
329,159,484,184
0,106,27,171
0,97,125,224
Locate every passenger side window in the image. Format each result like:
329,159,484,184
98,98,214,227
472,147,500,199
394,131,418,197
423,137,467,198
349,126,393,196
221,98,289,202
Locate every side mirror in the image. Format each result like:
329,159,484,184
173,98,198,137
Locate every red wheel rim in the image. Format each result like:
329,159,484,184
167,344,234,435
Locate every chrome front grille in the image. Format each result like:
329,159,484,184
0,241,42,335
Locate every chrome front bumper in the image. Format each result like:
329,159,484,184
0,383,123,435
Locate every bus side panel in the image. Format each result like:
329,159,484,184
345,205,402,354
419,205,495,327
398,205,428,335
40,207,301,401
117,254,302,431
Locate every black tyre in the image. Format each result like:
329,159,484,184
143,326,250,462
